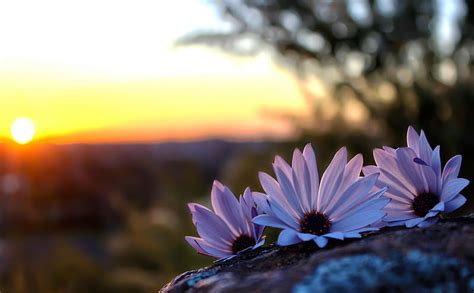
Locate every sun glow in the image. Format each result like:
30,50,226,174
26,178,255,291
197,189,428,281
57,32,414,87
11,117,36,144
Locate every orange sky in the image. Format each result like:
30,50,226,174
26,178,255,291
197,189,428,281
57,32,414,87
0,0,307,144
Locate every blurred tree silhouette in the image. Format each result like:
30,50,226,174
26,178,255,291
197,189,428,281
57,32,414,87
180,0,474,212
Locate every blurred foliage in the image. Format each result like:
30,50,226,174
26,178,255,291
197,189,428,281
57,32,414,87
182,0,474,212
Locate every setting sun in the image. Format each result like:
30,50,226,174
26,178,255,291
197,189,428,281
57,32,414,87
11,117,36,144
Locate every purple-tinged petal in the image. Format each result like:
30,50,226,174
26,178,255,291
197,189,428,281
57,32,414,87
254,239,265,249
267,197,300,229
331,210,385,232
297,232,317,242
373,149,418,196
407,126,420,153
259,172,299,217
252,192,270,214
384,200,413,211
318,147,347,211
377,171,416,203
384,211,417,222
431,201,445,212
253,215,292,230
336,153,363,196
362,165,378,177
350,227,380,233
431,146,442,183
274,166,305,215
425,210,440,218
405,217,425,228
211,181,246,235
185,236,231,258
444,194,467,213
274,155,293,180
441,178,469,202
382,146,396,155
277,229,301,246
364,166,412,203
292,149,312,212
418,130,433,164
417,217,438,228
442,155,462,185
324,232,344,240
240,188,255,220
185,236,208,255
240,188,261,238
396,148,427,193
418,163,438,194
303,144,319,209
325,173,380,218
414,158,428,166
386,220,409,227
190,204,235,246
333,197,389,223
314,236,328,248
343,232,362,238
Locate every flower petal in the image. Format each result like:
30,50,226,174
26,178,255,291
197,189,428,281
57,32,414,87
444,194,467,213
417,163,438,194
314,236,328,248
185,236,231,258
407,126,420,153
441,178,469,202
252,192,270,214
331,210,385,232
318,147,347,211
417,217,438,228
297,232,317,242
274,166,305,215
277,229,301,246
343,232,362,238
259,172,299,218
292,149,312,212
211,181,246,235
267,197,300,229
418,130,433,163
405,217,425,228
185,236,208,255
431,146,442,183
274,155,293,180
303,144,320,209
325,173,380,219
442,155,462,185
431,201,445,212
336,153,363,196
189,203,235,247
253,215,292,230
373,149,418,196
395,148,426,193
324,232,344,240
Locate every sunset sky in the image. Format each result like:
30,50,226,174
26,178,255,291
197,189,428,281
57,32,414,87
0,0,306,144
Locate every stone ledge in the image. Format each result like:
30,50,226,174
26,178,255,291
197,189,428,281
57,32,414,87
161,216,474,292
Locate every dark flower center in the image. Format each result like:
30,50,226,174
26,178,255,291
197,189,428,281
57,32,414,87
299,211,331,235
412,193,439,217
231,235,256,254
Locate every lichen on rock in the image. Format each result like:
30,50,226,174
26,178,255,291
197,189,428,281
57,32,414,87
294,251,474,293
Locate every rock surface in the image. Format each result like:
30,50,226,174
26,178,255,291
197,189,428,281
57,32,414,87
161,217,474,292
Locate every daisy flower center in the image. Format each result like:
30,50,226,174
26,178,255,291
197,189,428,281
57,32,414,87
299,211,331,235
232,235,256,254
412,193,439,217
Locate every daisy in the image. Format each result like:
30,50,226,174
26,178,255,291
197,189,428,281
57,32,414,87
185,181,265,258
363,126,469,228
253,144,389,248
